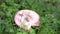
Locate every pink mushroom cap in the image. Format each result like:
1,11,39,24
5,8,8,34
14,10,40,30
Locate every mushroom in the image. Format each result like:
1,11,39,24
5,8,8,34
14,10,40,31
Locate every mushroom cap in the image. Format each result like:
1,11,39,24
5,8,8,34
14,10,40,30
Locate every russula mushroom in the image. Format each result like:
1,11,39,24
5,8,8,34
14,10,40,30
